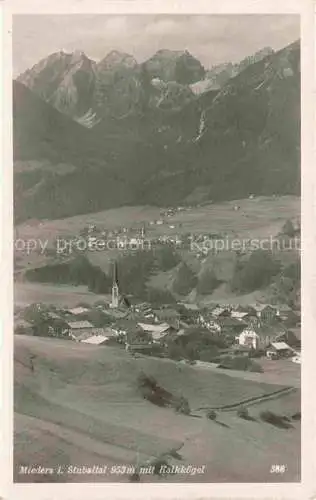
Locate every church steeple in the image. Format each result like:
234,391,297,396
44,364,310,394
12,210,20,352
110,261,119,309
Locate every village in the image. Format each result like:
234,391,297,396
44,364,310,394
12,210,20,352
14,259,301,374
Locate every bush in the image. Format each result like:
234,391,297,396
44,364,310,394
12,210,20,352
248,361,264,373
174,396,190,415
281,219,296,237
231,250,280,293
218,355,263,373
196,269,220,295
129,472,141,482
152,458,169,476
237,407,249,419
207,410,217,420
137,372,173,407
291,412,301,421
259,410,292,428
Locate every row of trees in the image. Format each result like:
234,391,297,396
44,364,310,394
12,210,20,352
24,244,300,303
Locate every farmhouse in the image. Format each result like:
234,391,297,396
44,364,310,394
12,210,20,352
179,303,200,311
231,311,252,321
198,313,221,334
275,328,301,350
250,304,276,323
266,342,294,360
236,324,286,350
81,330,117,345
275,305,299,326
67,320,102,341
41,316,70,338
153,308,180,329
211,306,231,318
218,317,247,336
275,304,292,317
138,322,172,341
67,306,90,316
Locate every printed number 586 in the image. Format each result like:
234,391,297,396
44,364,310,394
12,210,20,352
270,464,286,474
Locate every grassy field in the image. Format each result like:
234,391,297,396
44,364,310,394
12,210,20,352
14,196,300,306
14,282,111,308
15,196,299,242
14,335,301,483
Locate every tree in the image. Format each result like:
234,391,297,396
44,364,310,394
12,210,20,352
175,396,190,415
154,246,180,271
231,250,280,293
237,407,249,419
281,219,296,237
196,268,220,295
207,410,217,420
172,262,198,295
146,287,176,306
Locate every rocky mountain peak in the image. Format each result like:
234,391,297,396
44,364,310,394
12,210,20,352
97,50,138,71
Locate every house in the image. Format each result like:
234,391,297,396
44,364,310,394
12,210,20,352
275,304,293,318
67,306,90,316
266,342,294,360
230,311,252,321
218,317,247,336
46,311,63,320
250,304,277,323
275,305,299,326
81,331,116,345
179,303,199,311
138,322,174,342
275,328,301,350
67,320,99,341
110,319,140,336
236,324,286,350
41,315,70,338
152,308,180,329
211,306,231,318
198,313,221,334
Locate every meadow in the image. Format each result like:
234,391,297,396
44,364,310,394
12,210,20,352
14,335,301,483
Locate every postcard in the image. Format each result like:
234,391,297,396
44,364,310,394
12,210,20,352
1,0,315,499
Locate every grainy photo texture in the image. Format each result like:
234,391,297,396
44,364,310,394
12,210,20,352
13,14,301,484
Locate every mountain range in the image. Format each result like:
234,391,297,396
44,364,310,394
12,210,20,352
14,41,300,222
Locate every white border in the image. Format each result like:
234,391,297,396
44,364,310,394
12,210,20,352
1,1,315,499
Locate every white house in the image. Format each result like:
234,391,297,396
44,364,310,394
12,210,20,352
138,322,172,341
81,335,111,345
67,306,90,316
198,313,221,334
236,324,285,350
67,320,103,341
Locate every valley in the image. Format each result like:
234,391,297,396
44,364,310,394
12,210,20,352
12,22,301,485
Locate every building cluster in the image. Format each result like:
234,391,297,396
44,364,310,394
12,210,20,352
14,259,301,363
195,302,301,361
15,293,301,363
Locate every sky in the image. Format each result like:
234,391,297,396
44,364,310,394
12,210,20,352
13,14,300,77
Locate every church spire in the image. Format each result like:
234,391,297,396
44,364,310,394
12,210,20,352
110,260,119,309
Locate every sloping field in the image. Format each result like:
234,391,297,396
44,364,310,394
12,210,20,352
16,196,299,244
14,282,110,308
14,335,300,482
